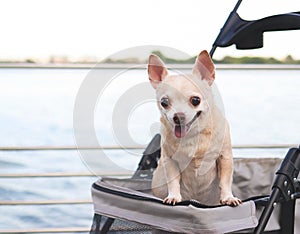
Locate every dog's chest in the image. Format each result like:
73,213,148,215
169,141,219,171
170,142,220,193
180,157,220,203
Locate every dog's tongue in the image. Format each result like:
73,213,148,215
174,125,187,138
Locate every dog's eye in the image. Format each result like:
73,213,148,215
190,96,201,107
160,97,169,108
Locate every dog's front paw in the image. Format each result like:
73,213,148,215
163,194,182,205
220,196,242,207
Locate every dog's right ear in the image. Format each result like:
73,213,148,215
148,54,168,89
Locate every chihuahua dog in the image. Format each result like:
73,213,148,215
149,50,241,206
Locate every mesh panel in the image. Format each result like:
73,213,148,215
109,219,152,233
90,214,156,234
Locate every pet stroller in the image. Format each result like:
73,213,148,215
90,134,300,233
90,1,300,233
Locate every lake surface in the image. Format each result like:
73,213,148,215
0,66,299,231
1,67,299,147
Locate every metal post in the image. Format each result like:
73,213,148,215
253,188,281,234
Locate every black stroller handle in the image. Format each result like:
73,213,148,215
210,0,300,59
254,147,300,234
210,0,243,57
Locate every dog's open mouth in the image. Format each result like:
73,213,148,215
174,111,201,138
174,125,189,138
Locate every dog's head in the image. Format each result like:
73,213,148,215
148,50,215,138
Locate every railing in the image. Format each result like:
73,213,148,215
0,144,297,151
0,228,91,234
0,144,297,233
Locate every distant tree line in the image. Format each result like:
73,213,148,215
150,50,196,64
214,55,300,64
1,51,299,65
150,51,300,64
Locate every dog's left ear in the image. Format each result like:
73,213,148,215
148,54,168,89
192,50,215,86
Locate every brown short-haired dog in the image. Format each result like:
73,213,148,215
149,51,241,206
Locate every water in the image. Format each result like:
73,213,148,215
1,67,299,147
0,67,299,231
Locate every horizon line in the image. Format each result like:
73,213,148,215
0,63,300,70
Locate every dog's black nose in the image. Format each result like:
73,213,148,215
173,113,185,125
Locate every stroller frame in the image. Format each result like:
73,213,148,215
90,0,300,233
91,134,300,234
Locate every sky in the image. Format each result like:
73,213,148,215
0,0,299,61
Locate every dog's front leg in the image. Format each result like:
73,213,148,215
218,124,242,206
218,155,241,206
162,155,182,205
